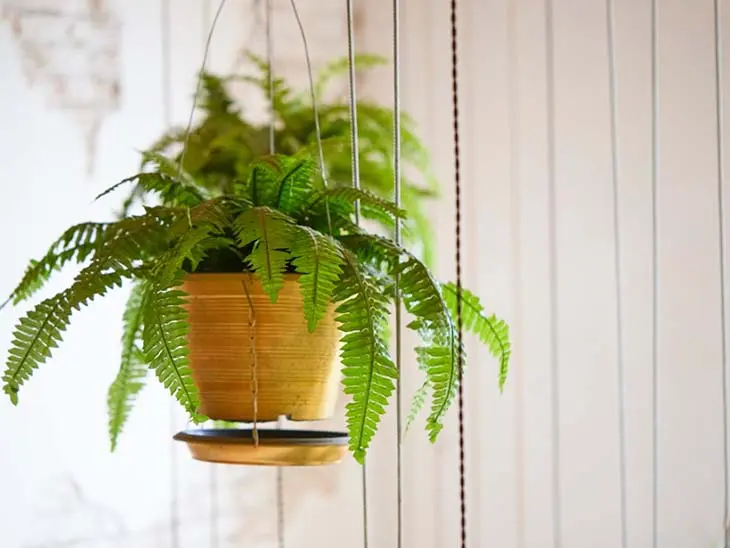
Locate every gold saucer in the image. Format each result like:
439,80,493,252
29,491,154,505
173,428,349,466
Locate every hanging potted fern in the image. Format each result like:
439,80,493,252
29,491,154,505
119,53,440,266
1,153,510,463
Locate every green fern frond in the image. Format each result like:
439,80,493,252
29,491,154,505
290,226,343,332
96,170,206,209
305,187,406,221
142,281,202,420
107,345,146,450
245,160,281,205
166,197,238,239
233,54,300,119
415,338,464,442
234,206,295,302
1,222,109,310
404,379,429,434
107,282,148,451
338,233,402,271
154,225,220,285
2,268,129,404
2,295,71,404
334,247,397,463
88,207,183,276
442,283,511,391
248,155,318,213
199,71,239,114
396,255,463,442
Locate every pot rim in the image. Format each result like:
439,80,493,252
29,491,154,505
184,272,302,280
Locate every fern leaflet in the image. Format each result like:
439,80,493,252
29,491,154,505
396,255,463,442
305,186,406,220
263,156,318,214
334,247,397,463
1,222,108,310
235,206,295,302
2,268,129,403
290,226,343,332
404,379,429,435
442,283,511,391
142,281,202,420
107,282,148,451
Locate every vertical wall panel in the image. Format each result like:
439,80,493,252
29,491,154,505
509,1,557,546
656,1,725,546
466,0,520,546
551,1,623,545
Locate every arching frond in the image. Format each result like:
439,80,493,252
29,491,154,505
337,233,403,270
1,222,109,310
142,281,201,421
442,283,511,391
334,247,397,463
234,206,295,302
304,187,406,221
2,268,129,404
404,379,429,435
95,170,206,208
243,155,318,213
154,226,219,285
107,282,148,451
290,226,343,332
396,255,463,442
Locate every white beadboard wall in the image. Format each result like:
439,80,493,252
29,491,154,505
0,1,729,547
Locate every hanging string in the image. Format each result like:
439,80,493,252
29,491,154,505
176,0,229,180
649,0,659,546
267,0,276,156
344,1,368,546
160,1,180,546
288,0,332,235
391,0,404,546
449,0,467,547
161,4,226,548
198,1,221,547
265,1,286,545
605,1,628,548
543,0,562,546
713,0,730,545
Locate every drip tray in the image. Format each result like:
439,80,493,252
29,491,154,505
173,428,349,466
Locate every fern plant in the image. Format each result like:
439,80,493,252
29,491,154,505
118,53,440,266
1,153,510,463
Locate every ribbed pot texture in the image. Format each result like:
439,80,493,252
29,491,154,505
183,273,341,422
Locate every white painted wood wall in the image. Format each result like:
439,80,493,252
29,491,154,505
1,1,728,547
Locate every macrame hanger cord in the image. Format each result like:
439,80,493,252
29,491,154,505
239,276,260,447
712,0,730,544
264,1,287,546
605,0,628,547
391,0,404,547
344,2,369,547
449,0,468,546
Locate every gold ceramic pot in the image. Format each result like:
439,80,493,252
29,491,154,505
183,273,341,422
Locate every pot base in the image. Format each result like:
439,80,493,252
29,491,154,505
173,428,348,466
